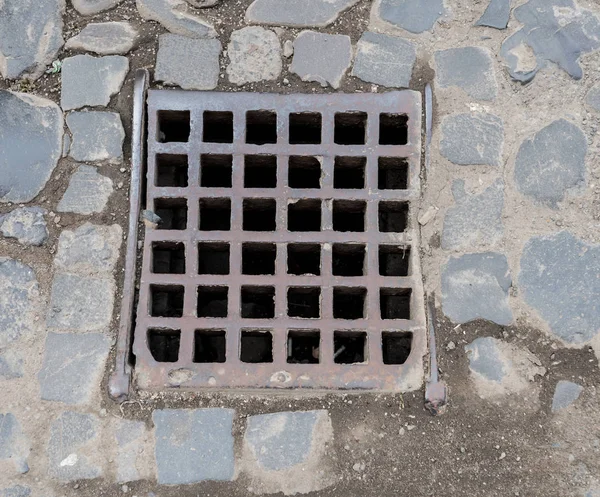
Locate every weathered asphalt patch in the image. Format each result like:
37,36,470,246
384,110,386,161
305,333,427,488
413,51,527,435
245,0,359,27
66,111,125,162
551,381,583,412
58,166,114,215
0,207,48,247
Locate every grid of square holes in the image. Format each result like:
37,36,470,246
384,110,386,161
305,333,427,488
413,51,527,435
134,90,425,390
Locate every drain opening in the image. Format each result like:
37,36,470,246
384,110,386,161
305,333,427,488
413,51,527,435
335,112,367,145
244,155,277,188
380,288,411,320
332,244,365,276
379,245,410,277
287,244,321,275
378,157,408,190
198,242,230,275
334,331,367,364
287,330,320,364
240,330,273,363
246,111,277,145
288,287,321,318
157,110,190,143
379,201,408,233
243,198,276,231
288,156,321,189
200,154,233,188
241,286,275,319
334,156,366,189
333,200,366,232
199,198,231,231
379,113,408,145
289,112,322,144
194,329,226,363
288,199,321,232
148,328,180,362
156,154,188,187
382,331,412,364
150,285,184,317
242,243,276,275
155,198,187,230
152,242,185,274
203,111,233,143
333,287,367,320
197,286,228,317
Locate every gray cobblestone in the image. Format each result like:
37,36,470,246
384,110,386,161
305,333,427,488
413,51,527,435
586,83,600,112
475,0,510,29
114,419,153,482
0,413,29,474
373,0,444,34
66,111,125,162
65,22,138,55
226,27,282,86
0,350,23,380
136,0,216,38
57,166,114,215
245,0,359,27
552,381,583,412
1,486,31,497
72,0,122,15
0,207,48,246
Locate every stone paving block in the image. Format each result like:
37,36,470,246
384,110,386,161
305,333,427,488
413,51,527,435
0,413,30,474
520,231,600,344
136,0,216,38
227,27,282,86
0,350,24,380
442,252,513,325
0,91,63,203
245,0,359,27
440,113,504,166
57,166,114,215
61,55,129,111
586,83,600,112
0,207,48,246
290,31,352,89
46,274,114,332
1,486,31,497
372,0,444,34
435,47,498,101
155,34,221,90
65,22,138,55
552,381,583,412
475,0,511,29
0,0,64,80
351,32,416,88
442,179,504,250
153,408,235,484
48,411,101,481
465,337,506,383
115,419,153,483
66,111,125,162
514,119,586,207
72,0,122,15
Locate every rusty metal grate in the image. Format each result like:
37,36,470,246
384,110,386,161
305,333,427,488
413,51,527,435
132,90,426,391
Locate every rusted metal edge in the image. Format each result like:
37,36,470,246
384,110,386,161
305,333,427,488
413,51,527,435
108,69,149,402
424,294,448,415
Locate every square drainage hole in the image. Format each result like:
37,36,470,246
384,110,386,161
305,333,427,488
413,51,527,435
378,157,408,190
157,110,190,143
288,200,321,232
379,245,410,277
240,330,273,363
152,242,185,274
242,243,276,275
198,242,230,275
241,286,275,319
203,111,233,143
334,156,366,189
379,113,408,145
333,287,366,320
379,202,408,233
333,200,366,232
155,198,187,230
288,156,321,189
289,112,321,144
287,244,321,276
287,330,320,364
150,285,184,317
156,154,188,187
201,154,232,188
193,329,226,363
246,110,277,145
382,331,412,364
244,155,277,188
334,112,367,145
197,286,228,318
148,328,180,362
380,288,411,320
334,331,367,364
288,287,321,319
332,244,365,276
243,198,276,231
199,198,231,231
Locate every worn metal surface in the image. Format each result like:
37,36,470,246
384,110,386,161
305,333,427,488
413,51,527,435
133,90,426,391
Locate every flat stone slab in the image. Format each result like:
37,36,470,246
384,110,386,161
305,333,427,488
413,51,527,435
61,55,129,111
227,27,282,86
57,166,114,215
1,486,31,497
155,34,221,90
38,332,110,405
514,119,586,207
551,381,583,412
586,83,600,112
351,32,416,88
65,22,138,55
67,111,125,162
476,0,510,29
72,0,122,15
153,409,235,484
114,420,152,483
0,0,64,80
0,207,48,246
440,113,504,166
245,0,359,27
0,350,24,380
435,47,497,101
372,0,444,34
0,413,30,474
442,179,504,250
0,91,63,203
290,31,352,89
442,252,513,325
136,0,216,38
520,231,600,344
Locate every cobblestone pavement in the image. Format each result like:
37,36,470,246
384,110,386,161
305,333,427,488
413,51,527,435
1,0,600,496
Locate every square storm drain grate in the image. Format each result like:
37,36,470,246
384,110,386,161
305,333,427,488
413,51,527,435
133,90,426,391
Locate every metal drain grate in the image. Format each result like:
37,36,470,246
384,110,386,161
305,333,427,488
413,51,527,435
132,90,426,391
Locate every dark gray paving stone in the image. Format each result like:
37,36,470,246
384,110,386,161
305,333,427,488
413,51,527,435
290,31,352,89
0,91,63,203
245,0,359,27
551,380,583,412
435,47,497,101
72,0,122,15
153,409,235,484
351,32,416,88
500,0,600,82
0,350,24,380
60,55,129,111
476,0,511,29
376,0,444,34
57,166,113,215
442,179,504,250
514,119,586,207
136,0,216,38
66,111,125,162
226,27,282,86
586,83,600,112
155,34,221,90
48,411,101,481
464,337,506,382
0,413,29,474
0,207,48,246
442,252,513,325
520,231,600,344
0,0,64,80
65,22,138,55
1,486,31,497
440,113,504,166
